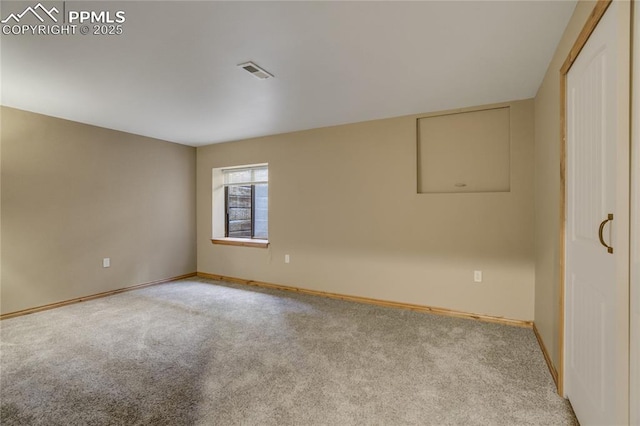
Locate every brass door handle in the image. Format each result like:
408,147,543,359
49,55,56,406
598,213,614,254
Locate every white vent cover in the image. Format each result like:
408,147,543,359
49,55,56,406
238,61,274,80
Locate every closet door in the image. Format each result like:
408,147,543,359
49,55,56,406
564,1,630,424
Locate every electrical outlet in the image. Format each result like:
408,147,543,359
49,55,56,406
474,270,482,282
285,254,290,264
103,258,110,268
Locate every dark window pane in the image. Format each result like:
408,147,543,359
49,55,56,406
227,185,252,238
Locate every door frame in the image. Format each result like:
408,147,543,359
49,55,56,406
559,0,631,420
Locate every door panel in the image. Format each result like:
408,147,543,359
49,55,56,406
569,271,606,412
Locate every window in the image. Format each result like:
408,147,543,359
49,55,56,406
212,164,268,247
223,166,268,239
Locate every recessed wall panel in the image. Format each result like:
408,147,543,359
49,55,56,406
418,107,511,193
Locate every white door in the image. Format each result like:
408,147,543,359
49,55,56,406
565,1,629,424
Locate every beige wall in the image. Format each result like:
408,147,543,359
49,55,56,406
197,99,535,320
0,107,197,314
632,3,640,421
533,1,595,371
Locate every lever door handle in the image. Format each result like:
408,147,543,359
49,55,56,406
598,213,614,254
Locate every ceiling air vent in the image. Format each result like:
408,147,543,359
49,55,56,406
238,61,274,80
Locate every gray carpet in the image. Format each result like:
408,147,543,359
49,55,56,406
0,278,576,425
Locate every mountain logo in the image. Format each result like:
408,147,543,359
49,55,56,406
1,3,59,24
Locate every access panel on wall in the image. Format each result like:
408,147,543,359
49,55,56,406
417,107,511,193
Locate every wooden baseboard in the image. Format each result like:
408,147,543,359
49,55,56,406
196,272,533,328
0,272,197,320
533,322,559,388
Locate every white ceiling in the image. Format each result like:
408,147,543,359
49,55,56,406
1,1,576,146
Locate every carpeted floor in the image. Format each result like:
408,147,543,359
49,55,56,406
0,278,577,425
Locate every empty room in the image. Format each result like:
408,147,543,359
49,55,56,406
1,0,638,425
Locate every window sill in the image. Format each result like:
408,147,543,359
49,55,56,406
211,238,270,249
